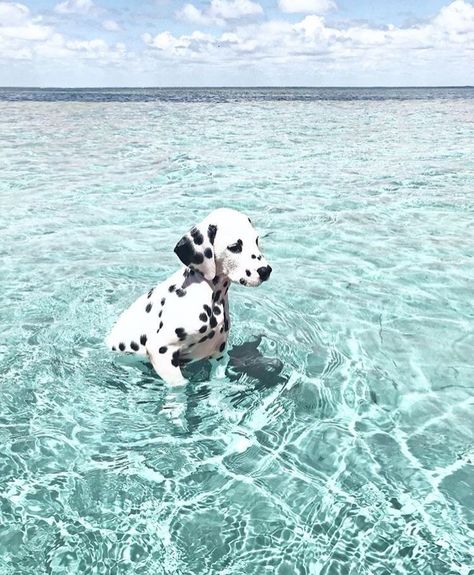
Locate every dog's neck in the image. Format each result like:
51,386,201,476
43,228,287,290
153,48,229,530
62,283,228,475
183,267,230,298
211,273,228,290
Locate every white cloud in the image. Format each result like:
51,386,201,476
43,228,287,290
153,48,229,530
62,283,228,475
279,0,336,14
433,0,474,33
54,0,97,15
36,35,125,61
142,30,214,57
0,2,52,59
145,0,474,75
178,4,214,26
178,0,263,27
102,19,121,31
0,1,30,24
0,1,125,63
211,0,263,19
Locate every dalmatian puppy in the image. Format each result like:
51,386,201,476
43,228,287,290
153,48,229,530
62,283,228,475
106,208,272,385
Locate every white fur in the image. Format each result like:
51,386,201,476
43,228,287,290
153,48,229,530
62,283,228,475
106,208,271,385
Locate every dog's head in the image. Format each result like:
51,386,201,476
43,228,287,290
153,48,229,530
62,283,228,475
174,208,272,286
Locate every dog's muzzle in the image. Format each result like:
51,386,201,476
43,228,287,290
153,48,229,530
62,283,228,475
257,266,272,281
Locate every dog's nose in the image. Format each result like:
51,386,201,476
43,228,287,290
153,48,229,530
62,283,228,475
257,266,272,281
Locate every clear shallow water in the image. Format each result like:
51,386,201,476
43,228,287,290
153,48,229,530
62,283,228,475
0,89,473,574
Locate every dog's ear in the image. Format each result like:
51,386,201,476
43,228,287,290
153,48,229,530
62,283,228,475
174,220,218,281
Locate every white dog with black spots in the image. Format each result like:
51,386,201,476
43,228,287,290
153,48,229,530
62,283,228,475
106,208,272,385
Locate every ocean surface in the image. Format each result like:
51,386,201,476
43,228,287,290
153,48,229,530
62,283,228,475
0,88,473,575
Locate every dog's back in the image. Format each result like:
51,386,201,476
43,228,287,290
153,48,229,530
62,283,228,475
106,289,153,356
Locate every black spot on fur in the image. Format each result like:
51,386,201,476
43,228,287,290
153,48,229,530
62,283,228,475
176,288,186,297
161,297,166,306
174,236,194,266
257,256,262,261
224,317,229,331
227,241,242,253
208,330,215,339
140,334,147,345
248,217,252,223
212,275,219,285
199,325,207,333
256,237,259,246
251,254,256,259
213,290,221,302
246,269,251,277
171,351,180,367
158,310,163,318
199,336,207,343
210,316,217,328
240,278,247,285
208,224,217,245
159,346,167,354
130,341,139,351
145,302,152,313
175,328,187,340
119,342,125,351
204,247,213,259
112,346,116,351
219,342,226,352
199,312,207,322
191,227,204,245
224,281,228,287
203,304,212,317
147,288,154,298
217,355,224,360
168,284,176,293
193,252,204,264
213,306,221,315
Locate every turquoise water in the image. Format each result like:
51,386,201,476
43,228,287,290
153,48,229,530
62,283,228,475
1,89,473,574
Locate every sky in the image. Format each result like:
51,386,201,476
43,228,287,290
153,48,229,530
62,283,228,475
0,0,473,86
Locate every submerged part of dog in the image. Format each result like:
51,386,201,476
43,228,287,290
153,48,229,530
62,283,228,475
181,335,286,387
226,335,286,386
106,208,272,386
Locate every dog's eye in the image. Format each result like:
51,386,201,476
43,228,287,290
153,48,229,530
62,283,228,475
227,242,242,253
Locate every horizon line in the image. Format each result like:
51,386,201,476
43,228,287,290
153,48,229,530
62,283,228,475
1,85,473,90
